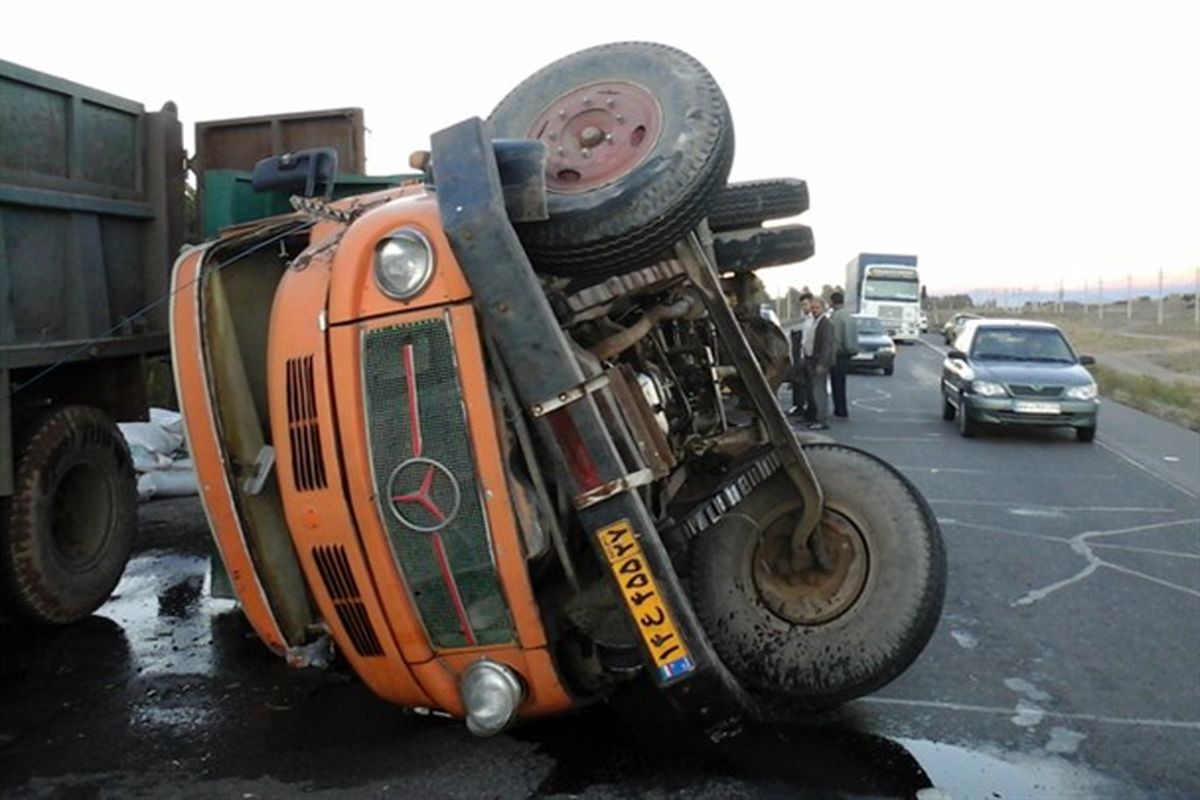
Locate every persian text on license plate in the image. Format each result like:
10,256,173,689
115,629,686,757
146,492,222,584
851,353,874,361
595,520,695,682
1014,401,1061,414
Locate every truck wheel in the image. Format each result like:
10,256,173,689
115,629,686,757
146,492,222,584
691,445,945,710
707,178,809,232
0,406,136,624
488,42,734,279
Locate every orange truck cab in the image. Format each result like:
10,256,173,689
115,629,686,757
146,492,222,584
171,43,945,737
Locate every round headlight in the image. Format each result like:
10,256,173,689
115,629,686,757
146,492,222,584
374,228,433,300
460,660,525,737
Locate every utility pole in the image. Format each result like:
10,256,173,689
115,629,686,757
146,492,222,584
1158,267,1165,326
1127,274,1132,320
1058,278,1064,314
1195,267,1199,329
1098,277,1104,321
1084,278,1089,315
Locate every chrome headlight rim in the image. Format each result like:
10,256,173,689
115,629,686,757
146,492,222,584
459,659,525,737
971,379,1007,397
374,227,435,301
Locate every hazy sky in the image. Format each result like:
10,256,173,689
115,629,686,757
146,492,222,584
5,1,1198,300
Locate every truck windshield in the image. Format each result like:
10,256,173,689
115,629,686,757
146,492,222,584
864,278,919,301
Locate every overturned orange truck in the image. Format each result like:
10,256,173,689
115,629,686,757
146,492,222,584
172,43,945,736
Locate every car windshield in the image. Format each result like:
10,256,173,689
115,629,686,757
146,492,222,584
863,278,920,301
970,327,1076,362
855,317,884,334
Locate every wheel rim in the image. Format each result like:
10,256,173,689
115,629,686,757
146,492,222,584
51,461,115,572
527,80,663,194
753,508,870,626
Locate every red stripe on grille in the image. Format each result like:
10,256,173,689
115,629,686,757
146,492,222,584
400,339,476,647
403,344,423,457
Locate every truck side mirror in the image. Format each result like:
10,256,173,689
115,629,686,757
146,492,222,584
251,147,339,198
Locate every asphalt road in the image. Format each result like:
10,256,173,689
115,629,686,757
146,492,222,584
2,334,1197,799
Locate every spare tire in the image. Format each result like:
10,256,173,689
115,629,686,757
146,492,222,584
713,224,815,274
708,178,810,232
488,42,734,279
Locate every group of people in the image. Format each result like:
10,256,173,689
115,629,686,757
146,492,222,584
786,291,857,430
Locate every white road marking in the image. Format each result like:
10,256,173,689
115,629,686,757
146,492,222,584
943,517,1200,605
896,465,1118,479
1012,518,1200,606
941,518,1067,545
858,696,1200,731
1096,436,1200,501
950,630,979,649
915,337,950,357
926,499,1176,513
1088,542,1200,560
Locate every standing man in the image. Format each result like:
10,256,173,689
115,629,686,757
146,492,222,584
828,290,857,419
806,296,835,430
788,292,816,420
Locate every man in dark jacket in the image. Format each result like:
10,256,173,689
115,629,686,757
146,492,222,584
806,296,836,430
829,290,857,418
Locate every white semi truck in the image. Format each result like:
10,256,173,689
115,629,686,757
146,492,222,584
844,253,921,342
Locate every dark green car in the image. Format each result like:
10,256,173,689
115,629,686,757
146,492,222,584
941,320,1099,441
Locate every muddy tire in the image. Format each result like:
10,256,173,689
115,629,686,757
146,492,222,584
691,445,945,710
488,42,734,278
0,406,136,624
708,178,810,232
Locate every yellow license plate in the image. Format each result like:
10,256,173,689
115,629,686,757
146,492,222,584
596,519,695,681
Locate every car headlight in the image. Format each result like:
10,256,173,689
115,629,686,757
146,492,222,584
1066,383,1098,400
374,228,434,300
881,344,896,354
971,380,1007,397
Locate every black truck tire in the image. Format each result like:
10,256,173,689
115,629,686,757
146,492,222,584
707,178,810,232
691,444,945,711
0,405,136,624
488,42,734,279
713,225,815,273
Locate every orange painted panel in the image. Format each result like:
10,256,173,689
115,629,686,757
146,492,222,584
169,245,288,655
326,192,472,324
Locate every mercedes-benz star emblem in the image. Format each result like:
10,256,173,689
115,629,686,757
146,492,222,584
387,457,461,533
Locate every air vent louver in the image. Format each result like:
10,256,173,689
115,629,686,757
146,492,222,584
312,545,383,657
286,355,328,492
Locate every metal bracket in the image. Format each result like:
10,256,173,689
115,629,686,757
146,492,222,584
573,467,656,511
530,372,611,418
241,445,276,496
674,231,824,546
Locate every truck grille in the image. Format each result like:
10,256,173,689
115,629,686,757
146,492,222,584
877,305,904,320
311,545,383,657
362,318,512,649
1008,384,1064,398
285,355,328,492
